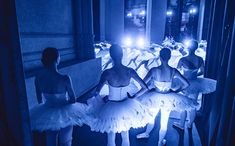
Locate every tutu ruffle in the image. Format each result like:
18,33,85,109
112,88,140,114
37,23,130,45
137,89,197,114
86,96,152,133
30,102,87,131
183,77,217,95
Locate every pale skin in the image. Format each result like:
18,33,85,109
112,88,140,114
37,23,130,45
136,54,189,146
35,55,76,146
95,47,147,146
176,42,205,129
35,67,76,104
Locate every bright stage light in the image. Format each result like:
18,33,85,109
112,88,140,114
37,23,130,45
127,12,132,17
139,10,146,16
183,39,192,48
166,10,173,16
189,8,197,15
137,37,145,48
123,37,133,47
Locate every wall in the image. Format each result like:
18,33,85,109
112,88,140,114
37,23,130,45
16,0,77,72
26,58,101,109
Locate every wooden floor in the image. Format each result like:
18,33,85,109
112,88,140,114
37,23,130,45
72,114,202,146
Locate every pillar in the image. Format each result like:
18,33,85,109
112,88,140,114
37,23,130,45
100,0,106,41
146,0,167,44
104,0,125,44
197,0,205,41
73,0,95,60
0,0,32,145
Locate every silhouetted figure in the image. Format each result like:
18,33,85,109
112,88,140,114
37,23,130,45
175,40,217,129
30,47,87,146
86,44,151,146
136,48,197,146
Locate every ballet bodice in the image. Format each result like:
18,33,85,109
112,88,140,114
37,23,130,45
153,81,172,93
43,93,69,106
181,66,198,80
108,85,129,101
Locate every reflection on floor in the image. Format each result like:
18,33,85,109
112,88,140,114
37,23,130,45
73,114,202,146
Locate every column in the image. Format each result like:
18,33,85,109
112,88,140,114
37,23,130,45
197,0,205,41
105,0,125,44
147,0,167,44
73,0,95,61
0,0,32,145
100,0,106,41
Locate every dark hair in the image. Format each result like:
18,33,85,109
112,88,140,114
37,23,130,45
189,40,198,51
109,44,123,62
41,47,59,66
160,48,171,61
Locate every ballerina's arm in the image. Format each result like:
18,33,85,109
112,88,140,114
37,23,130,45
172,69,189,92
197,57,205,76
94,70,109,97
129,68,148,98
35,77,43,104
65,75,76,103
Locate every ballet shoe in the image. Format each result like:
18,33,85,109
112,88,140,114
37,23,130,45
187,123,193,129
136,132,149,139
158,139,167,146
173,122,184,130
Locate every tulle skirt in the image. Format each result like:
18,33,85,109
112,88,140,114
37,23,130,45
86,96,152,133
183,77,217,95
137,89,197,115
30,102,88,131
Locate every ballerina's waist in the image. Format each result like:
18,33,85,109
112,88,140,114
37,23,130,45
43,94,69,106
108,98,128,102
184,74,198,80
153,81,172,92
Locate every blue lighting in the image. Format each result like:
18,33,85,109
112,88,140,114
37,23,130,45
127,12,133,17
183,39,192,48
123,36,133,47
166,10,173,16
137,37,145,48
139,10,146,16
189,8,197,15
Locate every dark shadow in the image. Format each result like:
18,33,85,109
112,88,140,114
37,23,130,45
173,125,184,146
32,131,46,146
188,127,194,146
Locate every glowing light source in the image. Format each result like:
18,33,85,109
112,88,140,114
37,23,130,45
139,10,146,16
183,39,192,48
127,12,132,17
123,37,133,47
189,8,197,15
166,10,173,16
137,37,145,48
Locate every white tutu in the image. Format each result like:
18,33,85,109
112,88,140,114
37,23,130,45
86,96,152,133
183,77,217,95
137,89,197,114
30,94,88,131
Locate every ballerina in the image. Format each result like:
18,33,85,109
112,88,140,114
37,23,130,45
30,47,87,146
136,48,197,146
174,40,217,129
87,44,152,146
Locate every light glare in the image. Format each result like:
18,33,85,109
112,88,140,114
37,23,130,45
123,37,133,47
166,10,173,16
137,37,145,48
189,8,197,14
139,10,146,16
127,12,132,17
183,39,192,48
